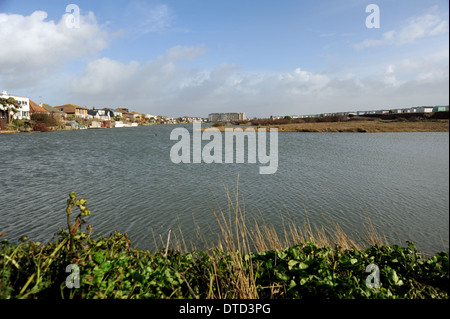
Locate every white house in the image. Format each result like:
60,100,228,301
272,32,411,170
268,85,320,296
88,108,110,120
145,114,157,120
105,108,123,119
0,90,31,120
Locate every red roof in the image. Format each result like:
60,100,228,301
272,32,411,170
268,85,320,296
29,100,50,113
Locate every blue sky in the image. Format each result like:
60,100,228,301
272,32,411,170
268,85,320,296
0,0,448,117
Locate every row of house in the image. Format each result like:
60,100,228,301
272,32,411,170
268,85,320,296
291,105,449,119
0,91,160,124
0,90,185,129
57,105,159,122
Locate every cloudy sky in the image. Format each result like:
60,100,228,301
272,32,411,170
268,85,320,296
0,0,448,117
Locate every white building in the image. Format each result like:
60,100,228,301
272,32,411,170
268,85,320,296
145,114,157,120
0,90,31,120
208,112,248,122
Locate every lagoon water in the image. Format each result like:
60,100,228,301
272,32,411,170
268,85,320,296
0,125,448,255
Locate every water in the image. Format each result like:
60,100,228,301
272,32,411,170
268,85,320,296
0,125,448,255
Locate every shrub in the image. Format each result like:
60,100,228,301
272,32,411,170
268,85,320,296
33,122,51,132
31,113,58,126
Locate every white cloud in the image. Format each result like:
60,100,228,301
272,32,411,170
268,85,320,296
384,64,398,86
355,9,449,49
0,10,111,89
1,8,447,118
67,44,448,117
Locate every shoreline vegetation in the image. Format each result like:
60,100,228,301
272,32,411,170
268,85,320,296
209,118,449,133
1,112,449,135
1,187,448,299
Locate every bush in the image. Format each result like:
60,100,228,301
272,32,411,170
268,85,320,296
33,122,51,132
31,113,58,126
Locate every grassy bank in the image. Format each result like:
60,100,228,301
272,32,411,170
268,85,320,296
208,119,449,133
0,191,448,299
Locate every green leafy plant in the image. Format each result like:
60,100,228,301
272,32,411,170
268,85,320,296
0,193,448,299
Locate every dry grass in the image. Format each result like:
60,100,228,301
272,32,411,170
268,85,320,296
154,177,391,298
208,120,449,133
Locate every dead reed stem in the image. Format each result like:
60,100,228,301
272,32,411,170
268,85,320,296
150,178,391,298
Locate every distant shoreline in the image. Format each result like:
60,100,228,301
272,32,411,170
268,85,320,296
206,119,449,133
2,119,449,134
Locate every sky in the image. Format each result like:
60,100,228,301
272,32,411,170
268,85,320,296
0,0,448,118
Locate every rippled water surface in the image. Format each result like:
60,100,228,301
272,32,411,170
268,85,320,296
1,125,448,254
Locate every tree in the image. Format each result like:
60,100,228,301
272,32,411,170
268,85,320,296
0,97,22,124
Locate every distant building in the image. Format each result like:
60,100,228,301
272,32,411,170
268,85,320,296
115,108,134,120
57,104,88,118
88,108,110,120
29,100,50,115
415,106,434,113
433,105,449,112
208,112,247,122
43,104,67,118
104,108,123,119
145,114,157,120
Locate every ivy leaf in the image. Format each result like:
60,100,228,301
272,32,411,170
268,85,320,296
275,271,289,282
288,260,299,270
299,262,309,270
289,279,297,289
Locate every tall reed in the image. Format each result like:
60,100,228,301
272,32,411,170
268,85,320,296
153,177,390,298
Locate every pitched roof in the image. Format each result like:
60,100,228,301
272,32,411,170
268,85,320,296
57,104,88,110
29,100,49,113
43,104,67,115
